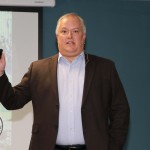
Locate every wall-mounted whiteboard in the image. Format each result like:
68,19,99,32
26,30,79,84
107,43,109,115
0,9,41,150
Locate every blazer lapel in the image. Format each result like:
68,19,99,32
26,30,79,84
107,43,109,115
82,54,96,105
48,54,59,104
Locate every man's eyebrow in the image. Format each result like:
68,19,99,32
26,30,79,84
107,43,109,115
60,27,67,29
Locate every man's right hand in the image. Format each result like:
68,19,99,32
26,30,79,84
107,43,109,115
0,52,6,76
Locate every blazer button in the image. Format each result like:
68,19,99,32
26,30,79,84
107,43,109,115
82,108,85,112
54,124,58,129
56,104,59,109
83,129,86,134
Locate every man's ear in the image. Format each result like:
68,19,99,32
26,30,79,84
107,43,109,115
83,33,86,44
56,34,58,39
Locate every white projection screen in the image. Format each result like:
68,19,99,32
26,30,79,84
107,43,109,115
0,7,42,150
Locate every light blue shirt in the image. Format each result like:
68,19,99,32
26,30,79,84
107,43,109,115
56,52,85,145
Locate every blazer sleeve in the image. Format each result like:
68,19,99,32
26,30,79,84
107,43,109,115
109,63,130,150
0,65,32,110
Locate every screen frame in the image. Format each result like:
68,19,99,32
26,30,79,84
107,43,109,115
0,6,43,59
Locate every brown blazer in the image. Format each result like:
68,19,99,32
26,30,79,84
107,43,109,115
0,53,130,150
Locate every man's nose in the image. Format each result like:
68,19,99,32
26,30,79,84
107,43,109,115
67,31,73,38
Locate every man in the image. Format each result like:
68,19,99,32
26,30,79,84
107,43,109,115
0,13,130,150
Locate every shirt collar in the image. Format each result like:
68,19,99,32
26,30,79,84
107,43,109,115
58,51,85,63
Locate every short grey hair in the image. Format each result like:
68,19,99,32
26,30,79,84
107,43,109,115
55,13,86,34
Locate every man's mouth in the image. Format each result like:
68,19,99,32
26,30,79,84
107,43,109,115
66,41,74,45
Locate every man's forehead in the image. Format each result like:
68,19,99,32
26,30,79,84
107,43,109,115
60,17,82,28
60,16,81,24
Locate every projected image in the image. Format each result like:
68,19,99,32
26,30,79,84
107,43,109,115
0,9,38,150
0,11,12,149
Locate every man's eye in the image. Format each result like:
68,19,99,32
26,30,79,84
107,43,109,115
61,30,67,34
74,30,79,33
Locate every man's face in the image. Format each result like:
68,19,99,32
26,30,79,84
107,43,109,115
56,15,86,61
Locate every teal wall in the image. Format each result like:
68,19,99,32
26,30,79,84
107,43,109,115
43,0,150,149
